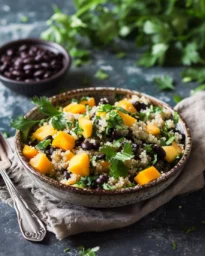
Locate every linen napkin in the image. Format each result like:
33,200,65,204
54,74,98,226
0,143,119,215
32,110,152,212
1,92,205,240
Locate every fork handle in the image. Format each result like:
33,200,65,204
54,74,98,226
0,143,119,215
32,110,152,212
1,170,46,242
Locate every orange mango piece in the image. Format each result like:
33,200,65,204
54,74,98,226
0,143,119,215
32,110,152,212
64,151,75,161
78,117,93,138
29,153,53,174
32,125,57,141
22,145,38,160
52,131,75,151
134,166,161,185
96,111,106,119
172,141,182,154
69,153,90,177
162,146,179,163
118,111,136,127
80,97,96,107
146,123,160,135
63,103,86,114
115,99,137,114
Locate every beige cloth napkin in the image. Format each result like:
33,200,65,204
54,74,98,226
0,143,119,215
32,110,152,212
1,92,205,240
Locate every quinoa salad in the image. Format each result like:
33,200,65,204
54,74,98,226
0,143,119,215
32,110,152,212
14,94,185,190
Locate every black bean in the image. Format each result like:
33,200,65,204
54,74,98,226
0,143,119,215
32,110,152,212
44,135,53,141
25,79,33,82
75,137,84,147
28,139,38,146
0,64,8,73
4,71,14,79
96,174,108,185
23,57,34,64
19,44,28,52
64,170,71,180
33,70,44,77
20,51,28,59
25,70,33,78
112,129,121,140
6,49,14,56
81,140,94,150
132,102,147,112
34,55,43,62
96,153,106,161
12,70,24,77
23,64,34,71
92,140,100,150
41,62,49,68
1,55,11,62
43,71,52,79
132,144,140,154
153,145,166,160
34,64,41,69
126,129,133,140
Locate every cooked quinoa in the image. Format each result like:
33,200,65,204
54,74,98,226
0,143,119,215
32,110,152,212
21,94,185,190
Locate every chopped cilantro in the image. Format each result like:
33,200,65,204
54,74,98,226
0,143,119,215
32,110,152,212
171,240,177,250
11,116,40,141
78,246,100,256
173,95,183,104
35,139,51,150
152,154,158,165
103,183,115,190
173,112,179,124
153,75,175,91
115,143,134,161
184,226,197,233
63,247,70,253
100,146,116,160
51,114,67,130
110,158,128,178
95,69,109,80
76,176,98,188
166,136,175,145
32,96,61,117
98,104,113,113
144,144,153,153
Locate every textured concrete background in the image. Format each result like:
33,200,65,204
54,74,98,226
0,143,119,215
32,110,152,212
0,1,205,255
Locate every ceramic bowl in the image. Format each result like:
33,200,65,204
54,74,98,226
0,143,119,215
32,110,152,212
0,38,71,96
15,87,192,208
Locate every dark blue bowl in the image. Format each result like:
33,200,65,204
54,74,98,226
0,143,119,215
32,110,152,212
0,38,71,96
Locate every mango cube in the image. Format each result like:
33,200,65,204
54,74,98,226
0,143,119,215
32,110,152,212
32,125,57,141
63,103,86,114
22,145,38,160
52,131,75,151
146,123,160,135
118,111,136,127
115,99,137,114
134,166,161,185
78,117,93,138
30,153,53,174
69,153,90,177
80,97,96,107
162,146,179,163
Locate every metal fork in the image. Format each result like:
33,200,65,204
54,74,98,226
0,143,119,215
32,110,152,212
0,138,46,242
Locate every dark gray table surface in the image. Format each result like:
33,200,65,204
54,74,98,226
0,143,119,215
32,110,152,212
0,1,205,256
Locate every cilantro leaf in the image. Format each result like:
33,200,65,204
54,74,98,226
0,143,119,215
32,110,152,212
36,139,51,150
166,136,175,145
20,15,28,23
11,116,39,141
110,158,128,178
191,84,205,96
182,42,200,66
51,114,67,130
115,143,134,161
171,240,177,250
78,246,100,256
98,104,113,113
100,146,116,160
32,96,61,117
95,69,109,80
184,226,197,234
182,68,205,84
152,154,158,165
173,112,179,124
153,75,175,91
173,95,183,104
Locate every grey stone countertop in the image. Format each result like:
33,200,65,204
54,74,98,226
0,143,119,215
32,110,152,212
0,1,205,256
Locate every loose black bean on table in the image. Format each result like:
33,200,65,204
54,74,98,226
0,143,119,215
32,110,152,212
0,44,64,82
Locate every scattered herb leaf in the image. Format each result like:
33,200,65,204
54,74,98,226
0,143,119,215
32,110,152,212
191,84,205,96
173,95,183,104
20,15,28,23
153,75,174,91
171,240,177,250
95,69,109,80
184,226,198,233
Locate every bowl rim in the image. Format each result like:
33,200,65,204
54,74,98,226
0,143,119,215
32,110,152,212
0,38,71,85
15,87,192,195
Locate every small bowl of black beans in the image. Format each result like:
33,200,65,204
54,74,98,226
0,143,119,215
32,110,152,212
0,38,71,96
